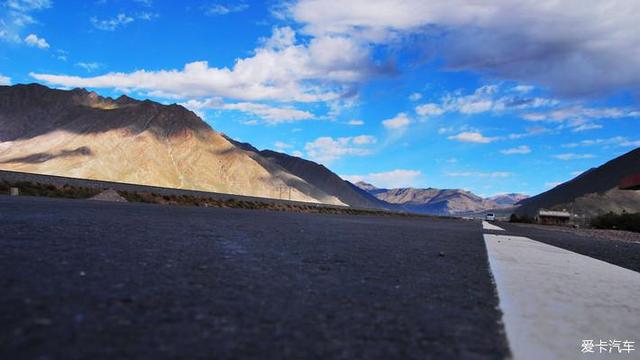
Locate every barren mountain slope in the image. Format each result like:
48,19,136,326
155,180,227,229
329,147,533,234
488,193,529,206
257,150,391,209
354,182,501,215
516,147,640,217
0,84,343,205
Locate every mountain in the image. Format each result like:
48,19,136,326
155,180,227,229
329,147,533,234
353,182,520,215
516,148,640,217
354,181,380,193
488,193,529,206
0,83,345,205
221,141,390,209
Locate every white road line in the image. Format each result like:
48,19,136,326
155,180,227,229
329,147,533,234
482,221,504,231
484,234,640,360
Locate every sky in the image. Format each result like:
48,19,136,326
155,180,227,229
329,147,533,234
1,0,639,196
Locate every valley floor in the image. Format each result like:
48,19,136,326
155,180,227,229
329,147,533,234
1,196,639,359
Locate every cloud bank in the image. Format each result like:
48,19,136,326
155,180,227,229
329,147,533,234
289,0,640,97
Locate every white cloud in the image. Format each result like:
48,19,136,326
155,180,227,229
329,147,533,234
410,85,558,121
32,27,375,103
521,105,640,132
444,85,496,114
91,13,134,31
137,12,159,21
274,141,293,150
0,74,11,85
24,33,48,48
512,85,533,94
182,98,315,125
443,85,557,115
75,62,102,72
1,1,50,44
352,135,376,145
571,123,603,132
500,145,531,155
224,102,314,124
6,0,52,12
545,181,563,188
562,137,630,148
446,171,511,178
415,103,444,117
408,92,422,101
523,106,636,122
133,0,153,6
288,0,640,97
562,136,640,148
204,3,249,16
448,131,497,144
508,126,550,139
342,169,422,188
347,119,364,126
553,153,595,161
382,112,410,130
304,135,376,163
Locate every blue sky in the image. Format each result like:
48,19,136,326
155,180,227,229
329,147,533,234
1,0,639,196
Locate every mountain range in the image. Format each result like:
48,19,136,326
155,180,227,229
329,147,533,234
2,83,636,218
353,182,527,215
0,83,528,215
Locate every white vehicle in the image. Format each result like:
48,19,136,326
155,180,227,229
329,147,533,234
485,213,496,221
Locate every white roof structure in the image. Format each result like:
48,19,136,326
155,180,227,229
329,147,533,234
538,210,571,218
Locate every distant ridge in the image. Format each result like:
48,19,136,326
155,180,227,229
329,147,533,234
353,182,528,216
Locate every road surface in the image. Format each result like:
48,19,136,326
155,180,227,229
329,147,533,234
1,196,639,359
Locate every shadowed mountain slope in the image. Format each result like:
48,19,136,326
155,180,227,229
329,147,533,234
220,136,390,209
0,84,343,204
259,150,392,209
516,148,640,217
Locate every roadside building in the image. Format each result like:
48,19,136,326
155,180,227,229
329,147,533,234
537,210,571,226
619,174,640,190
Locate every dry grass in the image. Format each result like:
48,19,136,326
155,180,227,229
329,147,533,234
1,179,432,218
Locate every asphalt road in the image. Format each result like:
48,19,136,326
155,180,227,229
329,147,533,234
1,196,639,359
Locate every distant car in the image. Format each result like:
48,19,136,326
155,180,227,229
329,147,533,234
485,213,496,221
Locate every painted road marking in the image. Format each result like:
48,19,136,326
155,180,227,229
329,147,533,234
484,234,640,360
482,221,504,231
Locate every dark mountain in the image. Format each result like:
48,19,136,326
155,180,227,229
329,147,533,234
219,139,391,209
516,147,640,217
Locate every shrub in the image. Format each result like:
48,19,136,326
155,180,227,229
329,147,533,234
591,212,640,233
509,213,535,223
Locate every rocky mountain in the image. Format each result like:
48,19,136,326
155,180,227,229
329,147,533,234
222,137,390,209
0,84,345,205
488,193,530,206
516,148,640,217
258,150,391,209
353,181,523,215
